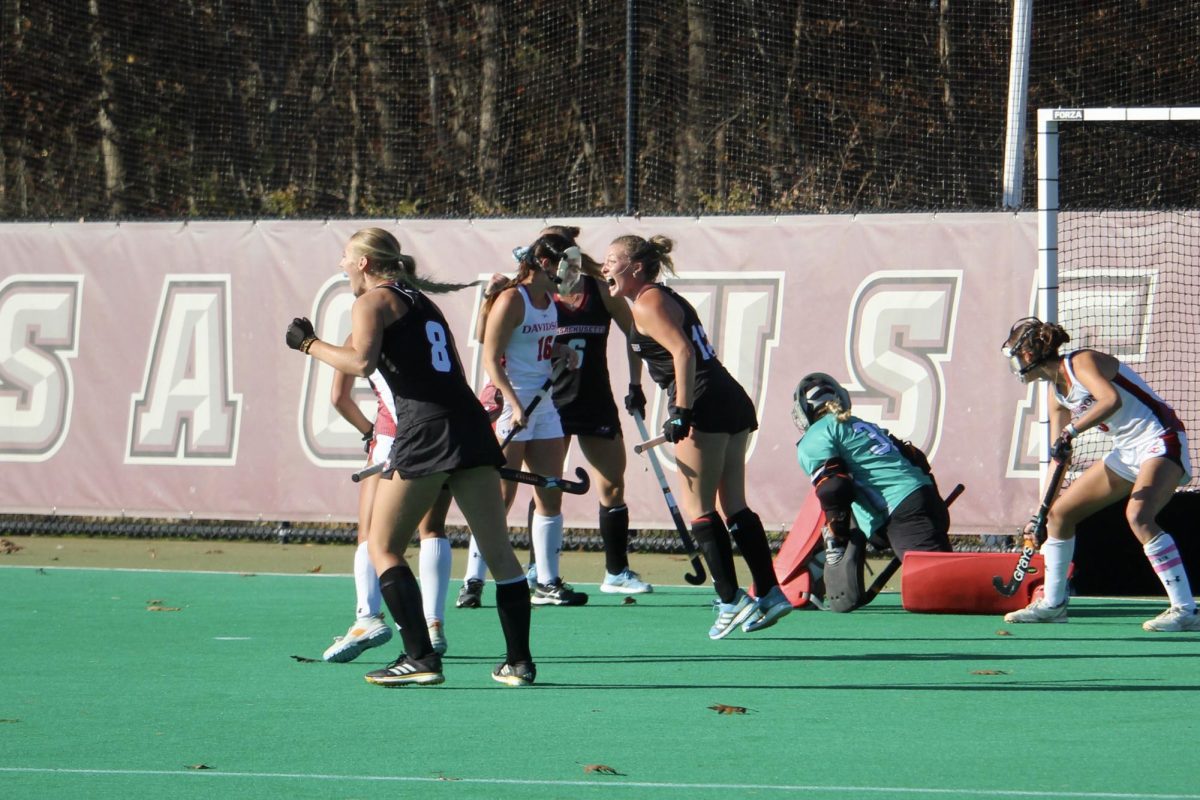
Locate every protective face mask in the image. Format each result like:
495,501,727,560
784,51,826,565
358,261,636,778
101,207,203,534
555,246,583,294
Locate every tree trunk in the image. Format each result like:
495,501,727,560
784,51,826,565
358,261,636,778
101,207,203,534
675,0,709,210
476,2,500,202
88,0,125,216
357,0,396,172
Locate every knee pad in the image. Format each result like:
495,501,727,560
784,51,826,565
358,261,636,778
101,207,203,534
824,531,866,613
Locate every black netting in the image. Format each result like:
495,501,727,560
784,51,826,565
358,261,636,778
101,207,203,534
3,1,1198,220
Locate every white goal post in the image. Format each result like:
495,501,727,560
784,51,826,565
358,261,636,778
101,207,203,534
1036,106,1200,486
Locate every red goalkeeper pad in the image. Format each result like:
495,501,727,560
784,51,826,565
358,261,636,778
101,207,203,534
771,486,826,608
901,551,1073,614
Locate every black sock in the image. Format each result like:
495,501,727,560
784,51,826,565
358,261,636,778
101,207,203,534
378,564,435,660
691,512,739,603
598,504,630,574
727,507,779,597
495,578,533,664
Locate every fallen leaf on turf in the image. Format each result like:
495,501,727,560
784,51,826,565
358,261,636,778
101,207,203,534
204,549,224,555
146,603,182,612
622,597,637,605
995,630,1013,636
0,538,23,554
432,773,461,781
308,565,323,573
186,764,212,770
291,655,320,663
0,719,20,723
971,670,1010,675
582,764,624,775
147,599,163,604
708,704,751,715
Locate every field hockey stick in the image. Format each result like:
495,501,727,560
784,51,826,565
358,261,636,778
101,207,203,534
633,433,669,454
353,460,589,495
992,456,1070,596
633,412,707,585
500,465,590,495
859,482,965,605
497,360,567,450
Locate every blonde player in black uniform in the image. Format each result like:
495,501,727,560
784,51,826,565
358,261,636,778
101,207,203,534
286,227,535,686
602,234,791,638
543,225,652,594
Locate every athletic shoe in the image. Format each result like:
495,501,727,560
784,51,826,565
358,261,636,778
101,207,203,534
492,660,537,687
742,586,793,633
709,589,757,640
531,578,589,606
1142,605,1200,632
600,568,654,594
1004,598,1069,624
525,563,538,590
322,613,393,663
455,578,484,609
364,654,444,687
428,620,448,655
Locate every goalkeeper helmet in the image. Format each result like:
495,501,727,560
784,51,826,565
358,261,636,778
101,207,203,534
1002,316,1050,384
793,373,851,435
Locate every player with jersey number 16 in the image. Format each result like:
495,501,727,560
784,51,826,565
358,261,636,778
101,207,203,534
602,233,790,639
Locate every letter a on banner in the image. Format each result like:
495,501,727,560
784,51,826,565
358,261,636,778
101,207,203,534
127,276,243,465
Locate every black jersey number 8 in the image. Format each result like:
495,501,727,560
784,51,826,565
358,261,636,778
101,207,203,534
425,320,453,373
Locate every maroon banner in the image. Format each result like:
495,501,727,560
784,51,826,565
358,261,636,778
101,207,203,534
0,215,1042,533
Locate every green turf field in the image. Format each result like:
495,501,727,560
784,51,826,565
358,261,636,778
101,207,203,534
2,562,1199,800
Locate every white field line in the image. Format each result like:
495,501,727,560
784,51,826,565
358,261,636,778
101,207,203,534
0,767,1198,799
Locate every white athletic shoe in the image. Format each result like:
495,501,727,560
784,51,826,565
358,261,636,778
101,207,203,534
742,586,793,633
1142,605,1200,632
709,589,757,640
323,613,394,662
600,568,653,594
1003,598,1069,624
428,620,448,655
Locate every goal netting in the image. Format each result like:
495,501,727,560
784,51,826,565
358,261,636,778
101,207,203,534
1040,108,1200,488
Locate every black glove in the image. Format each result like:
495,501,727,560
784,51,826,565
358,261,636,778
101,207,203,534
662,407,693,443
624,384,647,418
362,425,374,454
1050,428,1074,462
286,317,316,352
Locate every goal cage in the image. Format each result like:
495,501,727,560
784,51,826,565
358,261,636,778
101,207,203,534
1036,106,1200,490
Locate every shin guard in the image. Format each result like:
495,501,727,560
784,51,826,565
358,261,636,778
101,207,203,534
727,507,778,597
691,512,739,603
378,564,435,658
495,578,533,664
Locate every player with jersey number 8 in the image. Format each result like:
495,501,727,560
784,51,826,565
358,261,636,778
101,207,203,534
285,227,536,687
602,233,790,639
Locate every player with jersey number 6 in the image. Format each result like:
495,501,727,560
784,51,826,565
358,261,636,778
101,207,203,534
286,227,536,688
602,234,791,639
1000,316,1199,631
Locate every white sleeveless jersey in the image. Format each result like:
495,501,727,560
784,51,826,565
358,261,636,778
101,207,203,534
367,369,398,437
503,285,558,392
1055,351,1185,447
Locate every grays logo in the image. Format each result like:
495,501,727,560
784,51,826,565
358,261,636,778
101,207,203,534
0,275,83,460
1053,109,1084,121
842,271,962,457
127,276,243,464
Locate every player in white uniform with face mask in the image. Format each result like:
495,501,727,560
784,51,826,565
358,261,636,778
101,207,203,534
1000,316,1197,632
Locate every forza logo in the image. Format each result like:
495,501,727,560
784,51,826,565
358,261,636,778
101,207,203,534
1052,109,1084,121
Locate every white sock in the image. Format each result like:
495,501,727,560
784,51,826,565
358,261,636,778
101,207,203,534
532,512,563,585
463,535,488,582
419,537,452,624
1144,533,1196,610
353,541,381,618
1040,537,1074,607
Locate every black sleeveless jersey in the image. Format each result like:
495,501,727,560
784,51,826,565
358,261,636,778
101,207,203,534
552,275,614,410
373,282,487,429
628,283,757,434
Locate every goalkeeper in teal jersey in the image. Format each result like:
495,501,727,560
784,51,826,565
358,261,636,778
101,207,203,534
793,373,951,611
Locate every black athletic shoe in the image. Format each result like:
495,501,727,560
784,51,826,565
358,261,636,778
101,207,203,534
455,578,484,609
364,654,444,687
492,660,537,687
531,578,588,606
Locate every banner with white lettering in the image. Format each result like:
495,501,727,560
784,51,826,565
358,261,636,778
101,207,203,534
0,215,1040,533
